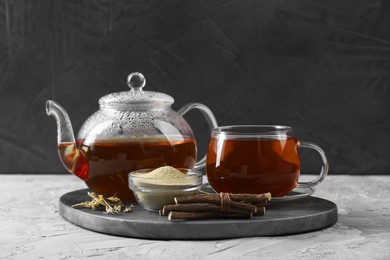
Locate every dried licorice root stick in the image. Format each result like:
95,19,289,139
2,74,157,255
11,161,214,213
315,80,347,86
175,193,271,205
168,211,253,220
161,203,254,216
229,193,272,204
174,195,257,213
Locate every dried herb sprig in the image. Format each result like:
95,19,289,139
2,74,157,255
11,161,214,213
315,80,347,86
72,192,134,214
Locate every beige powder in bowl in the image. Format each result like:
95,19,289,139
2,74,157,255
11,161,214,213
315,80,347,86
129,166,202,211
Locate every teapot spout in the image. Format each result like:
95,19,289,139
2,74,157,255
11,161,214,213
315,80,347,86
46,100,88,180
46,100,76,144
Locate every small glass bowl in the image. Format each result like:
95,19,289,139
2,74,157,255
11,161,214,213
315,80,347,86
128,168,203,212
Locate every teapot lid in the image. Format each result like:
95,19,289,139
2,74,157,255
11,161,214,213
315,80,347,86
99,72,174,108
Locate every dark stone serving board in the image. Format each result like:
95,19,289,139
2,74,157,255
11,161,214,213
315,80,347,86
59,189,338,240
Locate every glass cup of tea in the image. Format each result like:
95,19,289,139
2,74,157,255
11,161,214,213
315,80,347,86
206,125,329,197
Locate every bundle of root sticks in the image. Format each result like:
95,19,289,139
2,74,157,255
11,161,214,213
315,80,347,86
160,192,272,220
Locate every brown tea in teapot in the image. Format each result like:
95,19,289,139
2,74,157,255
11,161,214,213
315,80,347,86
58,137,196,201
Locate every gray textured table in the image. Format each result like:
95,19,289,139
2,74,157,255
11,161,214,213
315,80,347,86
1,174,390,259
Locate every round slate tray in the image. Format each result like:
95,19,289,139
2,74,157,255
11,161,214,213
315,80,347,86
59,189,338,240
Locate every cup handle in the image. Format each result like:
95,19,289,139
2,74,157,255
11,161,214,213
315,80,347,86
178,103,218,170
298,141,329,188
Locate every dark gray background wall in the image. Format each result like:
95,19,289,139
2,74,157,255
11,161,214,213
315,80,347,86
1,0,389,174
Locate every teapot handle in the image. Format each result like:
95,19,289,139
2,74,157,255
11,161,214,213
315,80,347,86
178,103,218,170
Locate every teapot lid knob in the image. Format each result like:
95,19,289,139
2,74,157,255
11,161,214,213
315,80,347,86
99,72,174,107
127,72,146,91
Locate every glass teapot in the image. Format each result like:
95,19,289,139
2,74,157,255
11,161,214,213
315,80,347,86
46,72,218,201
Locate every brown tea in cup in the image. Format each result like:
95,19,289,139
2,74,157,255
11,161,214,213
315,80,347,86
206,125,328,197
